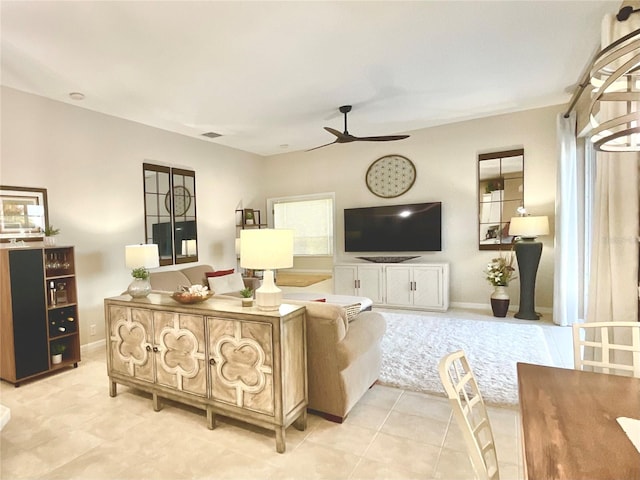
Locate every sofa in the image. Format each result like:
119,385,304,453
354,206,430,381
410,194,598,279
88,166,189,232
148,264,387,422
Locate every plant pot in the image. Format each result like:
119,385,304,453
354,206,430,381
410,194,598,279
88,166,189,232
241,298,253,307
490,285,510,317
44,236,56,247
51,353,62,365
128,278,152,298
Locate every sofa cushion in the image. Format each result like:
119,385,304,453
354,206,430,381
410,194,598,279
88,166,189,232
181,264,215,286
149,270,191,292
208,272,246,294
206,268,235,278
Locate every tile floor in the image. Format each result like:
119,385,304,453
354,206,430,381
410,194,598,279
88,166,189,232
0,307,573,480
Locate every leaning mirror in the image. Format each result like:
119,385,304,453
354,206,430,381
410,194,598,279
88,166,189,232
143,163,198,266
478,149,524,250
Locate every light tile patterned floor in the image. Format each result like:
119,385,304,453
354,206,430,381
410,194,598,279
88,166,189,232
0,307,572,480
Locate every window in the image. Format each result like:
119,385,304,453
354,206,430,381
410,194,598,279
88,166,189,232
269,194,334,256
143,163,197,266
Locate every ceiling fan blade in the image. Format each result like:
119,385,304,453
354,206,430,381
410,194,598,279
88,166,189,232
324,127,358,143
305,140,338,152
307,105,409,152
353,134,410,142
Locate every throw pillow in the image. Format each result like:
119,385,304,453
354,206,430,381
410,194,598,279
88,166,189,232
344,303,361,322
205,269,235,278
207,272,245,294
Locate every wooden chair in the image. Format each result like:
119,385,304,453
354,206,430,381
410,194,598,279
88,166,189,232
572,322,640,377
438,350,499,480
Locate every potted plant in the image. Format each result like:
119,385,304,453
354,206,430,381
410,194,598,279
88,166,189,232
244,209,255,225
128,267,152,298
484,250,517,317
43,225,60,246
51,343,66,364
240,287,254,307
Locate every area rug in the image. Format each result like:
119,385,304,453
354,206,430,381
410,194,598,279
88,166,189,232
276,272,332,287
378,312,555,406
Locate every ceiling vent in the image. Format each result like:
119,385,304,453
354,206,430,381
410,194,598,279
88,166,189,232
201,131,222,139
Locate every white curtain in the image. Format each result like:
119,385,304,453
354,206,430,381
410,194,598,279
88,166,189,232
587,9,640,327
586,152,639,324
554,112,581,326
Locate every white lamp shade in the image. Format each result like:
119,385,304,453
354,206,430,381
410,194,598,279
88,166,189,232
240,229,293,270
509,216,549,238
125,244,160,269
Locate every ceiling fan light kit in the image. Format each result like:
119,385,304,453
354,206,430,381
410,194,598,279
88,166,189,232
565,5,639,152
307,105,410,151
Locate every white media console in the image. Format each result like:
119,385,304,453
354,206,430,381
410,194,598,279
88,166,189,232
333,262,449,311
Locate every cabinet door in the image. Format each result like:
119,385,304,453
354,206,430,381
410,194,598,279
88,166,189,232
413,266,443,309
8,249,49,379
153,311,206,396
333,265,357,295
207,316,274,415
108,306,154,383
357,265,384,303
385,266,413,306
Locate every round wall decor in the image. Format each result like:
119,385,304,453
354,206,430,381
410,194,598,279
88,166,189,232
165,185,192,216
365,154,416,198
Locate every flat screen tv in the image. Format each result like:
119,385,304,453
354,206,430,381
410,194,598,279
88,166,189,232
344,202,442,252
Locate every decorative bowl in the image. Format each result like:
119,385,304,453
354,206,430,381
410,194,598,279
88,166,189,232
171,291,213,304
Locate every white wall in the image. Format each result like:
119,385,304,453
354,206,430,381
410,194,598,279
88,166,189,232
1,87,264,344
1,86,561,346
260,105,561,312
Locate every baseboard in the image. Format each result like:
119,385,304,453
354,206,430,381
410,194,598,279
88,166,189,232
450,301,552,315
81,339,106,354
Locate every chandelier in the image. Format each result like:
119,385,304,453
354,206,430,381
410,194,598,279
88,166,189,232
588,6,640,152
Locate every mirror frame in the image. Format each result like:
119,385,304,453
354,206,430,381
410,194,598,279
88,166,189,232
143,163,198,266
478,149,524,251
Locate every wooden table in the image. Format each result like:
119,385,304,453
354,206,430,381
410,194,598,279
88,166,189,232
517,363,640,480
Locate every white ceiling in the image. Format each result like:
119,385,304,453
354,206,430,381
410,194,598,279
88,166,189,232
1,1,620,157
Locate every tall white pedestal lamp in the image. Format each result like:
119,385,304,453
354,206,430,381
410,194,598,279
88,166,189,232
240,229,294,311
509,216,549,320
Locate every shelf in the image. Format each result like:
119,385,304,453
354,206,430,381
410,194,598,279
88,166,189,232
45,273,75,280
47,302,78,311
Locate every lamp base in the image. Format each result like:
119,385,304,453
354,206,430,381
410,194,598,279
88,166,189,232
255,270,282,311
514,239,542,321
128,278,152,298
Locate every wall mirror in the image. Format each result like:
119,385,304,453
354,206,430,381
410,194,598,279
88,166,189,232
143,163,198,266
478,149,524,250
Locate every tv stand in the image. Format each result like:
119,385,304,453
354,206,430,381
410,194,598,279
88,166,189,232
334,262,449,311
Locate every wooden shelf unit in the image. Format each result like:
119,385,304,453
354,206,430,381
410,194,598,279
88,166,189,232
0,244,81,385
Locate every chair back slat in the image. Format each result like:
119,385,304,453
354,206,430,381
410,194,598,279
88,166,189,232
438,350,500,480
572,322,640,377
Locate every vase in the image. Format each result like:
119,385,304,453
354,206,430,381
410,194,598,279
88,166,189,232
490,285,510,317
127,278,152,298
44,236,56,246
51,353,62,365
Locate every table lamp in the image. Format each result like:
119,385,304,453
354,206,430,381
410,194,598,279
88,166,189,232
509,215,549,320
125,244,160,298
240,229,293,311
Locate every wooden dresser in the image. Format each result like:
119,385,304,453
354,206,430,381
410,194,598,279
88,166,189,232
104,294,307,453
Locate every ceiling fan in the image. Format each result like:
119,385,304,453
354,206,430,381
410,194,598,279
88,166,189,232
306,105,410,151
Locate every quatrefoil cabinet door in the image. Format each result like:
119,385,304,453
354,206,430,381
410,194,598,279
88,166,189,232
207,316,275,415
152,311,207,396
107,306,154,383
